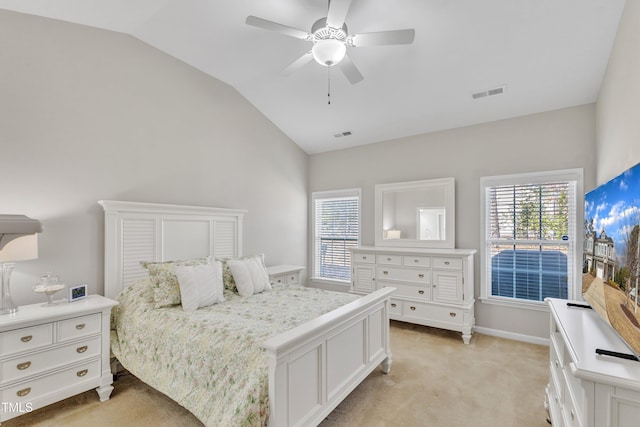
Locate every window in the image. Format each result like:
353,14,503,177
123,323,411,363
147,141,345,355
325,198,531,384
311,189,360,283
480,169,583,307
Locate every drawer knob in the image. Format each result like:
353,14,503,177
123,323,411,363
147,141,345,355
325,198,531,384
75,323,86,330
449,312,457,317
444,261,450,265
383,271,389,275
77,345,88,354
418,274,424,278
410,306,416,311
20,335,33,343
362,256,367,260
17,361,32,371
418,290,425,295
77,369,88,377
277,279,282,283
414,259,419,263
391,303,397,308
387,257,392,261
570,410,575,421
16,387,31,397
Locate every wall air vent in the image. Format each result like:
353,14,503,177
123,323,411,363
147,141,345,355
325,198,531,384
333,131,353,138
472,85,506,100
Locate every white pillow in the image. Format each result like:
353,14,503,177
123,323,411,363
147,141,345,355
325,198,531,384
227,255,271,297
173,260,224,310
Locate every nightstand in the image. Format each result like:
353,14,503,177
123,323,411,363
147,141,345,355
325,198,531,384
267,265,305,285
0,295,118,422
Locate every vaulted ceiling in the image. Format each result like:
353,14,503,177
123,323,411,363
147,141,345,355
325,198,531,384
0,0,626,153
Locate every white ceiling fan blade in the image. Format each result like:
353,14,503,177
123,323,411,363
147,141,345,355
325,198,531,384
246,16,311,40
281,51,314,76
349,29,415,47
326,0,353,29
338,55,364,84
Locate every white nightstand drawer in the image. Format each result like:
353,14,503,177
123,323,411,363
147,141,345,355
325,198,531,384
0,324,53,358
57,314,101,342
1,336,101,385
377,266,430,284
376,254,402,266
432,257,462,270
1,358,101,407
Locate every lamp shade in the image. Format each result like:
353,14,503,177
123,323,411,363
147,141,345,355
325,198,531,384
0,234,38,262
312,39,346,66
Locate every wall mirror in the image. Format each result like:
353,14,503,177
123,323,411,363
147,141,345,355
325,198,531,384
375,177,455,249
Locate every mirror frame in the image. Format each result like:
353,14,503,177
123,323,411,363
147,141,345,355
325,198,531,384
375,177,455,249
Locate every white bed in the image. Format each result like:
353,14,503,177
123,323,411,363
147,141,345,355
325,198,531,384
100,200,393,427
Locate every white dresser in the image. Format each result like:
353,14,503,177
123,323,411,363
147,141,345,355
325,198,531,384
267,265,304,285
350,246,476,344
545,298,640,427
0,295,118,422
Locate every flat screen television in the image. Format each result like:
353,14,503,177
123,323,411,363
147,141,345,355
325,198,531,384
583,162,640,360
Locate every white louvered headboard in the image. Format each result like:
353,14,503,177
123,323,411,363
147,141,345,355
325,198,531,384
99,200,246,299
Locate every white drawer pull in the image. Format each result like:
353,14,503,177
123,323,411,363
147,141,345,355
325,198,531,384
410,306,416,311
391,303,397,308
418,274,424,278
77,369,88,377
418,290,425,295
75,323,86,330
449,312,457,317
17,361,32,370
21,335,33,343
17,387,31,397
77,345,88,353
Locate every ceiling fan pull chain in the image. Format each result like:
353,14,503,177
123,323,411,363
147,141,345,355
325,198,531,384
327,66,331,105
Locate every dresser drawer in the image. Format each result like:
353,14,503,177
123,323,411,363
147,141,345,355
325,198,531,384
1,336,101,385
380,282,431,301
402,301,464,326
403,256,430,267
352,252,375,264
1,358,101,406
377,266,430,284
271,274,286,284
57,314,101,342
0,324,53,358
432,257,462,270
376,254,402,266
389,299,402,316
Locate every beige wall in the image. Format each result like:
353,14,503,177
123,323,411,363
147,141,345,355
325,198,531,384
596,0,640,184
310,105,596,340
0,10,308,304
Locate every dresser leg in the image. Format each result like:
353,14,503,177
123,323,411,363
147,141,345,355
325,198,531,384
461,330,472,345
96,385,114,402
381,354,392,374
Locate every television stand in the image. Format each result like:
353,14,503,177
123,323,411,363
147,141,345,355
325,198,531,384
545,298,640,427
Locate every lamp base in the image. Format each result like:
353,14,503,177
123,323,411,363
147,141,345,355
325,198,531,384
0,263,18,315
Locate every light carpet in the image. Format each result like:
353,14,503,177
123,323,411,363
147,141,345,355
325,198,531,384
3,321,550,427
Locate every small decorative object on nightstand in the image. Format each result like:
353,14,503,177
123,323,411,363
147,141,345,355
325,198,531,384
32,272,65,306
267,265,305,286
0,294,118,422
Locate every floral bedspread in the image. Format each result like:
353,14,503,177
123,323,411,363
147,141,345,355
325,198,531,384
111,278,359,427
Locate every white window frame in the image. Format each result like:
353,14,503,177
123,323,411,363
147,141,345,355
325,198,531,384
310,188,361,286
480,168,583,310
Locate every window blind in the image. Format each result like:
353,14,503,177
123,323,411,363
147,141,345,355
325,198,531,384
313,194,359,281
486,180,576,302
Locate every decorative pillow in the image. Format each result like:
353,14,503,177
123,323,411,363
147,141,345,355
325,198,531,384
217,258,237,292
226,254,271,297
141,257,210,308
173,261,224,310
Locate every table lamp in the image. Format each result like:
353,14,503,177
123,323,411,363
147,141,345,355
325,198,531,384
0,215,43,315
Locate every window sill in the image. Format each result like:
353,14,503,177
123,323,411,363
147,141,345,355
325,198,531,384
479,296,550,312
309,277,351,292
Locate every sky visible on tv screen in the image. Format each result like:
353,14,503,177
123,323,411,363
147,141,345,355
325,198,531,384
585,162,640,256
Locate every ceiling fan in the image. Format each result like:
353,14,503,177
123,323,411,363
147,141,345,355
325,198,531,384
246,0,415,84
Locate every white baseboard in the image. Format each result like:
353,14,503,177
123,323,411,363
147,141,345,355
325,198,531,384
474,326,549,346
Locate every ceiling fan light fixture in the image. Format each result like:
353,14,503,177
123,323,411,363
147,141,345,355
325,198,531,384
312,39,346,66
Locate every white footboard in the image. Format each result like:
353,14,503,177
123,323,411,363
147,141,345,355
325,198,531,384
264,287,394,427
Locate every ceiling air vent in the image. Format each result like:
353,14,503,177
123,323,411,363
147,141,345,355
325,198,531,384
334,131,353,138
472,85,506,100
